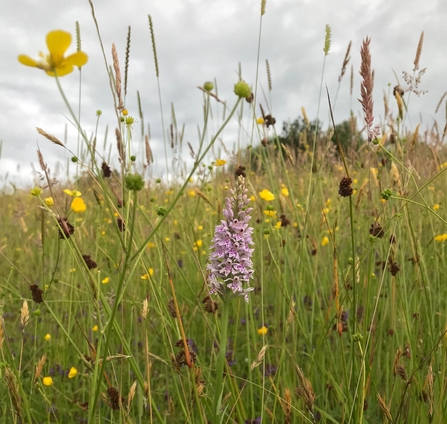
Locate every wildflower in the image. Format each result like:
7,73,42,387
18,30,88,77
197,225,203,231
71,197,86,213
43,376,53,386
434,234,447,242
263,209,277,217
215,159,227,167
147,242,156,248
68,367,78,379
92,325,98,332
321,236,329,246
44,334,51,341
281,187,289,197
257,117,265,125
30,187,43,197
250,195,256,202
257,326,268,335
188,190,196,197
141,269,154,279
125,173,144,191
196,240,203,247
259,189,275,201
44,197,54,207
63,189,82,197
101,277,110,284
433,204,440,211
274,222,281,230
207,176,255,303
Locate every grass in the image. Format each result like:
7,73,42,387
2,3,447,423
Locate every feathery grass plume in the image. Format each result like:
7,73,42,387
302,106,310,128
195,188,214,208
141,297,149,319
265,59,272,91
281,143,296,167
424,364,434,417
124,26,131,97
359,37,380,141
394,89,404,120
413,31,424,71
295,365,315,415
148,15,159,78
116,128,125,162
127,381,137,413
137,90,144,136
350,64,354,96
20,300,29,330
261,0,266,15
376,393,393,422
34,354,47,383
111,43,124,111
37,148,47,172
323,25,331,56
144,134,152,165
280,388,292,424
338,40,352,82
250,345,268,370
36,127,64,147
4,368,23,422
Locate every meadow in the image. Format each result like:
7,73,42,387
2,2,447,423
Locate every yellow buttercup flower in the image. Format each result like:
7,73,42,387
63,189,82,197
92,325,98,332
257,326,268,335
43,376,53,387
433,204,440,211
215,159,227,166
101,277,110,284
264,209,277,217
257,117,265,125
71,197,86,213
68,367,78,379
259,189,275,201
281,187,289,197
434,234,447,242
44,333,51,341
18,30,88,77
321,236,329,246
44,197,54,207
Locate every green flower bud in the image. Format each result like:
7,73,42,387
381,188,393,200
130,155,136,162
96,110,102,116
234,80,251,99
71,156,78,163
156,206,167,216
204,81,214,92
125,173,144,191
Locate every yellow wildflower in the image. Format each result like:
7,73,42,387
18,30,88,77
165,237,170,242
30,187,43,196
257,117,265,124
141,269,154,279
281,187,289,197
263,209,277,217
433,204,440,211
44,334,51,341
274,222,281,229
63,189,82,197
92,325,98,332
196,240,203,247
250,195,256,202
188,190,196,197
68,367,78,379
122,109,128,116
197,225,203,231
44,197,54,207
259,189,275,201
215,159,227,166
321,236,329,246
101,277,110,284
71,197,86,213
434,234,447,242
257,326,268,335
147,242,156,248
43,377,53,387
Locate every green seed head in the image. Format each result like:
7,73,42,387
234,80,251,99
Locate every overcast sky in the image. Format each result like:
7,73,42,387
1,0,446,188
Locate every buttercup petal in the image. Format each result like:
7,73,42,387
18,55,38,67
63,52,88,68
46,30,71,64
46,64,74,77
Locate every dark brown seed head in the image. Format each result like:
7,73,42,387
29,284,44,304
369,222,384,238
57,217,74,239
202,296,219,314
107,387,121,410
101,161,112,178
338,177,353,197
167,299,177,318
82,255,98,270
235,165,246,178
